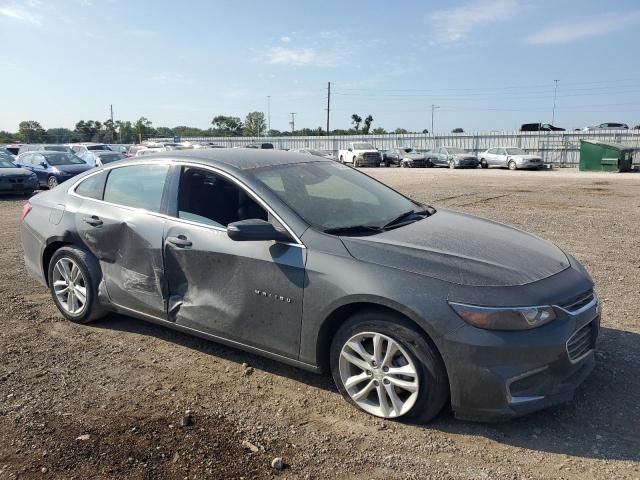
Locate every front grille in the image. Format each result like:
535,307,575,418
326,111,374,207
363,153,379,160
561,290,595,313
566,321,596,362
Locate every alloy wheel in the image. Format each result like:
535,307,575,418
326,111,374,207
338,331,419,418
48,176,58,189
52,257,87,315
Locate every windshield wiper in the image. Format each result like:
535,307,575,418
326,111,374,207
323,225,384,236
382,208,432,230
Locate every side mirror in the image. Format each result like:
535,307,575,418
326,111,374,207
227,219,293,242
40,162,48,168
347,148,352,152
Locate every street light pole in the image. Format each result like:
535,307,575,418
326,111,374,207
552,79,559,125
267,95,271,134
431,104,440,134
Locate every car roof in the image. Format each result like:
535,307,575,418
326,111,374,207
146,148,331,170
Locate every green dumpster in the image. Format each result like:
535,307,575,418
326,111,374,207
579,140,634,172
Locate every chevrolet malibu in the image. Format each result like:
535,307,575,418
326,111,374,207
20,150,599,422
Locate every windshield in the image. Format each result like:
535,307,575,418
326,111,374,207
352,143,374,150
506,147,526,155
446,147,466,154
44,153,86,165
87,145,112,151
402,148,415,153
253,161,421,231
0,155,15,167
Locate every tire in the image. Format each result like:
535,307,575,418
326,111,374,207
330,310,449,424
47,246,107,324
480,159,488,169
47,176,59,189
508,160,517,171
354,158,360,168
426,159,433,168
339,155,344,164
449,160,455,169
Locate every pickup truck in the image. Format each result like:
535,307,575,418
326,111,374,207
338,142,382,167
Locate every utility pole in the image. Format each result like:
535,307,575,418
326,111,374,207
267,96,271,134
289,112,296,133
551,79,559,125
431,104,440,135
110,104,115,143
326,81,331,135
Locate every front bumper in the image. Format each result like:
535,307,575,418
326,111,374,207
0,178,38,192
455,159,479,168
443,293,599,421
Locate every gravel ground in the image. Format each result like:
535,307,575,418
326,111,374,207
0,167,639,479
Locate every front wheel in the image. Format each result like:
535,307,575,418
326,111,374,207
330,311,448,423
449,160,456,169
354,158,360,168
47,176,59,189
339,155,344,164
508,160,517,170
480,159,488,169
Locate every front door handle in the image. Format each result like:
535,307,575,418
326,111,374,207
83,215,103,227
166,235,192,248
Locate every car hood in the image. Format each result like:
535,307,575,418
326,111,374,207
340,209,569,287
54,163,92,174
0,167,35,176
510,154,542,160
453,153,477,159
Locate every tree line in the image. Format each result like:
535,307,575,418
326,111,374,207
0,111,470,145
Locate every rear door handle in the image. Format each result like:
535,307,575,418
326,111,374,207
83,215,103,227
166,235,192,248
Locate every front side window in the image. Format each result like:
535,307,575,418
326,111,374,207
0,155,15,167
253,161,419,231
103,164,169,212
176,167,267,228
506,147,526,155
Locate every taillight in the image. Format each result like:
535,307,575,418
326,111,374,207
21,202,32,221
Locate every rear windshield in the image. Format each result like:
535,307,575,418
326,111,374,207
98,153,124,164
44,153,86,165
44,146,70,152
87,145,112,151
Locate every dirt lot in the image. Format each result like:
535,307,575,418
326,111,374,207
1,167,639,479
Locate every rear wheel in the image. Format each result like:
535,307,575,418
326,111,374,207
330,311,448,423
47,246,107,324
47,176,58,189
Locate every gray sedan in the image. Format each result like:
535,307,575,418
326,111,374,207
0,153,38,194
20,150,598,422
428,147,479,168
479,147,544,170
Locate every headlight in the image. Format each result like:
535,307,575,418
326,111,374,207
449,302,556,330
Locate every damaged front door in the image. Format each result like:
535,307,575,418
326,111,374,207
75,164,171,319
162,166,306,358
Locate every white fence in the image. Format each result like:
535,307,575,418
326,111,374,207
156,130,640,166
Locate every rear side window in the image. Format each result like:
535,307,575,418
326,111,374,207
75,171,108,200
103,164,169,212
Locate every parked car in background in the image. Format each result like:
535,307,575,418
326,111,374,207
18,144,72,155
244,143,274,149
127,145,148,157
68,143,113,156
0,151,38,195
15,151,92,189
520,123,565,132
21,150,599,423
427,147,479,169
478,147,544,170
4,144,23,156
338,142,382,167
292,148,337,160
79,150,126,167
582,123,629,132
383,147,427,168
136,146,167,157
107,144,131,155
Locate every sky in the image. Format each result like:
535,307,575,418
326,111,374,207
1,0,639,133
